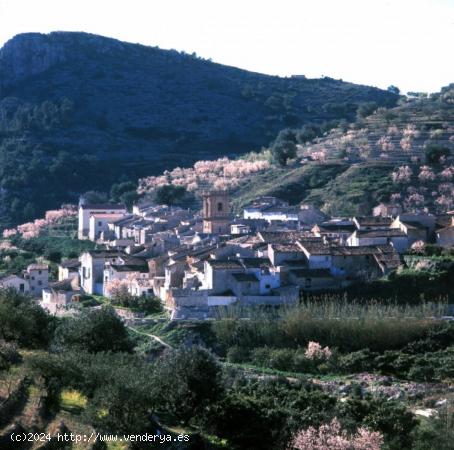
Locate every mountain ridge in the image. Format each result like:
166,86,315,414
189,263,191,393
0,31,398,227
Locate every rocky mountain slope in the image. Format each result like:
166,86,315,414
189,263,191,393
0,32,398,227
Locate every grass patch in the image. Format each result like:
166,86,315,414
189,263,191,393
60,389,87,414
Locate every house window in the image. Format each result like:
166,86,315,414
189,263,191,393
265,284,270,289
19,284,24,292
98,221,102,226
38,270,42,275
31,276,35,281
217,202,223,212
31,286,35,290
38,281,42,286
305,278,312,288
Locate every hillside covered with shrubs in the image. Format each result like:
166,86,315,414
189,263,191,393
0,31,398,228
1,287,454,449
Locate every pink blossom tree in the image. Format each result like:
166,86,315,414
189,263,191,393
377,136,394,152
418,166,436,182
392,166,412,184
291,418,383,450
305,341,332,360
439,166,454,181
399,137,412,151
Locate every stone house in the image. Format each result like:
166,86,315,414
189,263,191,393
288,268,338,291
298,242,332,270
229,273,260,296
311,220,356,244
41,278,80,314
78,203,127,239
25,264,49,297
58,259,80,283
0,275,29,293
391,214,436,244
330,246,387,280
436,217,454,248
352,216,393,231
268,243,306,266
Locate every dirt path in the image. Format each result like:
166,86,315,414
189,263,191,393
128,326,173,349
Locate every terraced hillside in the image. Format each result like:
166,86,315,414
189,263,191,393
264,87,454,215
139,85,453,216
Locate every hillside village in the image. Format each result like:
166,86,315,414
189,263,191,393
1,189,452,320
0,15,454,448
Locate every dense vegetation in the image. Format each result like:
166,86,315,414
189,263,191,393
0,31,398,227
1,289,453,449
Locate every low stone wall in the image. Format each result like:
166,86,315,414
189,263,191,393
241,295,298,306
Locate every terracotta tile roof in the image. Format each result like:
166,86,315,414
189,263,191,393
27,263,49,271
299,242,332,255
271,243,303,252
59,259,80,269
258,231,312,243
354,216,393,226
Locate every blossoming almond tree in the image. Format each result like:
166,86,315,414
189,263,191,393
2,206,77,239
392,166,412,184
305,341,332,360
291,418,383,450
418,166,436,182
138,157,270,195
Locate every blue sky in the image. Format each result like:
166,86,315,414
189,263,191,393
0,0,452,93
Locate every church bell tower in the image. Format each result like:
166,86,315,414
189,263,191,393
202,190,230,234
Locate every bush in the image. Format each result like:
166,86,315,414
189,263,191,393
338,349,377,373
226,346,250,363
0,288,54,348
154,184,186,205
271,129,297,166
425,144,450,164
152,346,223,424
52,306,133,353
0,341,21,369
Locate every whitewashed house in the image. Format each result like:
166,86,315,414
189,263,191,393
346,229,409,253
79,250,123,295
88,213,126,241
78,203,127,239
